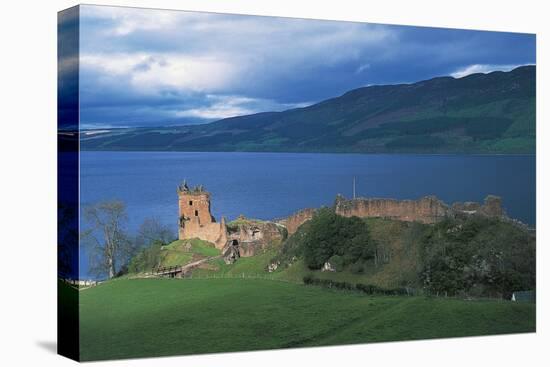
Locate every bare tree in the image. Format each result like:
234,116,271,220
81,200,133,279
135,217,174,248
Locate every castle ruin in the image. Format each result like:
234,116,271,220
178,181,227,249
177,180,508,261
177,181,286,258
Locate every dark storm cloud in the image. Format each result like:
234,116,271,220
77,5,535,128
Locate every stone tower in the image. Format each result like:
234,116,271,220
177,181,227,248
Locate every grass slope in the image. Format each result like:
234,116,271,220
193,249,278,277
158,239,219,268
79,278,535,361
191,218,424,286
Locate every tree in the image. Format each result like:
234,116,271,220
420,215,536,297
81,200,133,279
127,218,175,274
303,208,338,269
134,217,174,249
302,208,375,270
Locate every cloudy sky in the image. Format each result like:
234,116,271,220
73,5,535,129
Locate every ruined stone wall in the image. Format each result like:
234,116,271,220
180,218,227,249
279,208,317,235
334,194,506,224
480,195,505,217
226,221,285,257
335,195,450,224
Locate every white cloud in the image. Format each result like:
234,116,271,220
356,63,371,74
81,53,240,93
80,6,398,96
81,5,181,35
450,64,530,78
174,95,312,120
175,105,253,120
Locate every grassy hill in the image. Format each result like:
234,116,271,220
265,217,426,288
266,212,535,297
79,278,535,361
129,214,535,298
81,66,535,154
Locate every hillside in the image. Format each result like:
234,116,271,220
81,66,535,154
162,212,535,299
79,278,535,361
128,238,221,273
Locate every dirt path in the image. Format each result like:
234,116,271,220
181,255,222,273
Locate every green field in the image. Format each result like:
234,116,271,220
79,278,535,361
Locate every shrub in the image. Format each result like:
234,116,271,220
420,216,535,297
328,255,344,272
299,208,376,270
303,274,315,285
349,261,365,274
128,240,163,273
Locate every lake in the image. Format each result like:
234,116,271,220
79,152,536,277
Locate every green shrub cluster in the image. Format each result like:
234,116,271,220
128,240,163,273
301,208,375,270
303,275,409,296
421,216,535,298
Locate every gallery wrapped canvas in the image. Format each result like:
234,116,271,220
58,4,536,362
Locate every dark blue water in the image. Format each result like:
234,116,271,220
79,152,536,277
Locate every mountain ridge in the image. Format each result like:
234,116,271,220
81,65,535,154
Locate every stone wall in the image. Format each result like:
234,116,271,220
278,208,317,235
226,220,285,257
334,194,506,223
451,195,505,218
277,195,507,232
181,217,227,249
335,195,450,224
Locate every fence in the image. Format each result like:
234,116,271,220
114,269,518,302
152,265,183,276
161,272,295,283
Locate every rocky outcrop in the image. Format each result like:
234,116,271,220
321,261,336,272
222,240,240,264
267,261,280,272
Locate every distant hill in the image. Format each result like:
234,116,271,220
81,65,535,154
